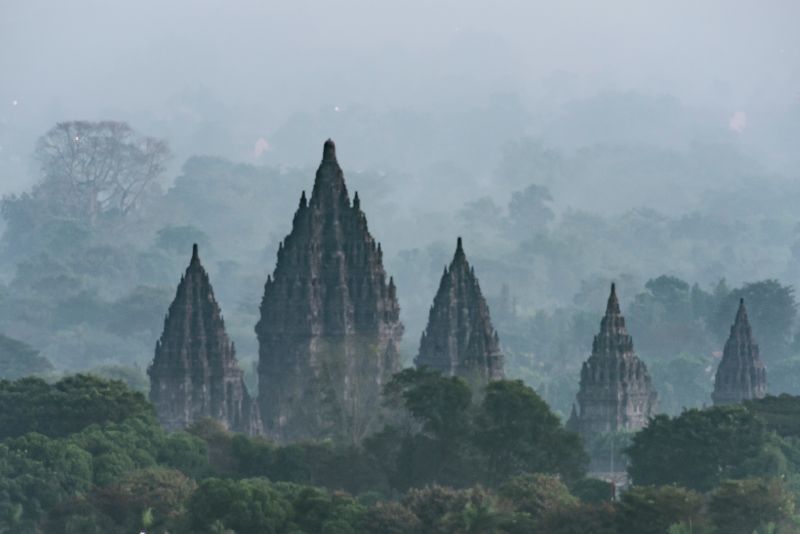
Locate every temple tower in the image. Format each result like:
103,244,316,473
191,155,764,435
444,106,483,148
568,284,657,436
255,140,404,443
148,244,261,435
415,237,504,386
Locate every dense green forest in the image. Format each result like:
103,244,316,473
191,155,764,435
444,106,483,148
3,374,800,533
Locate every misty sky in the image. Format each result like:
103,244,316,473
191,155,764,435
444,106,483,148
2,0,799,194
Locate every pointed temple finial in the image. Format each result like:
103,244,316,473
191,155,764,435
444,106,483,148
191,243,199,262
734,298,749,327
606,282,620,315
353,191,360,210
454,237,466,261
322,139,337,162
299,190,307,208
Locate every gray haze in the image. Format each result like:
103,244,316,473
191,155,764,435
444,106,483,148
3,0,799,190
2,0,800,416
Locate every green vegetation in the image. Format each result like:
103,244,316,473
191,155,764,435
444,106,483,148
3,112,800,531
0,375,799,532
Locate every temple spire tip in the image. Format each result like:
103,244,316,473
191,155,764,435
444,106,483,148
322,139,337,162
606,282,621,314
454,237,465,261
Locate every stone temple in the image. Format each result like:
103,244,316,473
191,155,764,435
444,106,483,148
255,139,404,443
568,284,657,438
712,298,767,406
149,245,261,435
415,237,504,386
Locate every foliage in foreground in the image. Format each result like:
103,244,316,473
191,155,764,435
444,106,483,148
2,375,800,532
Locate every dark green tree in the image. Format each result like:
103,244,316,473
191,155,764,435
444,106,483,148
474,380,587,483
359,502,422,534
374,368,476,488
186,478,292,534
744,394,800,439
402,485,491,534
0,375,154,439
536,502,617,534
627,405,782,491
615,485,706,534
89,467,196,533
709,478,797,534
498,473,577,522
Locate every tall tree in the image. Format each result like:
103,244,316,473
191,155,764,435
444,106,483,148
627,405,783,491
32,121,169,224
475,380,587,484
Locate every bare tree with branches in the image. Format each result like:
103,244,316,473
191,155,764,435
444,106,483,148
34,121,169,224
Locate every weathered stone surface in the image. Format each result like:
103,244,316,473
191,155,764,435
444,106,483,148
568,284,657,436
712,299,767,406
415,237,504,386
148,244,261,435
255,140,404,443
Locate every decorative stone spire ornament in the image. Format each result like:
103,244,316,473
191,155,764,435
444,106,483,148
148,245,261,435
256,140,404,443
712,299,767,405
568,284,657,436
415,237,504,386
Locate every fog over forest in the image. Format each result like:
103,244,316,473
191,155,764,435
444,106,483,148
4,2,800,532
2,0,800,413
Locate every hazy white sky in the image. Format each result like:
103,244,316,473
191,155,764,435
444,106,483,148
3,1,798,110
1,0,799,192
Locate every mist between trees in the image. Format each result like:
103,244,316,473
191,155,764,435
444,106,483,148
0,104,799,529
2,120,800,421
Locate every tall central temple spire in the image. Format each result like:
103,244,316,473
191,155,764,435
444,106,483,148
712,299,767,405
256,140,404,443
